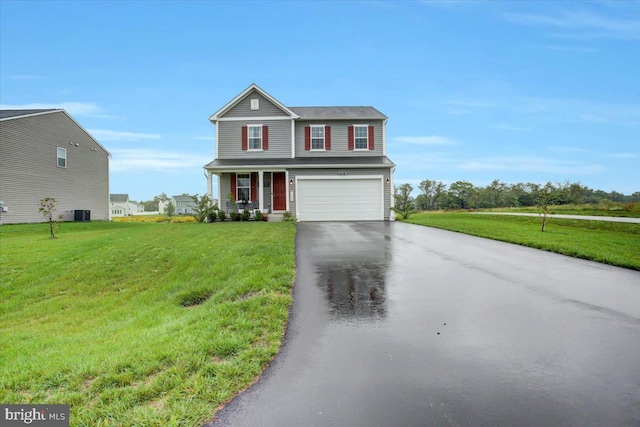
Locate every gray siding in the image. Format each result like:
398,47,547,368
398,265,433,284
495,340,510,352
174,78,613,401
0,112,109,224
294,120,385,157
222,89,289,118
289,168,393,220
218,120,292,159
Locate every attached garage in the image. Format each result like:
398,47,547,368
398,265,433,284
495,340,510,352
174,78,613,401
295,176,384,221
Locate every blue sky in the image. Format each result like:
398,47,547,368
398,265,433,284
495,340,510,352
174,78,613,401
1,0,638,201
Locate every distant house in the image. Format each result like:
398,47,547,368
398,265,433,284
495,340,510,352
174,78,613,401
170,195,196,215
0,109,110,224
158,199,169,214
110,194,134,217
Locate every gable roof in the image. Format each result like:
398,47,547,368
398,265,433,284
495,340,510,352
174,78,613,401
289,106,387,120
110,194,129,203
209,83,300,122
0,109,111,157
0,109,58,120
171,195,195,202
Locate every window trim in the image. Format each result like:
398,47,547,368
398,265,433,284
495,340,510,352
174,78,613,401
236,173,251,201
57,147,67,168
310,124,326,151
247,125,263,151
353,125,369,151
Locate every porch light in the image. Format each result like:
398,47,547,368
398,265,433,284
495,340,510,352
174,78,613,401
289,179,294,185
386,178,390,184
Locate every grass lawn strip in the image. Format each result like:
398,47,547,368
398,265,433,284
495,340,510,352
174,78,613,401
404,212,640,270
0,221,296,426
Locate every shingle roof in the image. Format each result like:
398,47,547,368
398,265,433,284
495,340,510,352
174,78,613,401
289,106,387,120
0,109,58,120
204,156,395,170
110,194,129,203
172,195,195,202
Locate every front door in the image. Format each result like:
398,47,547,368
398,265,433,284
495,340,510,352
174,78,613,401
273,172,286,211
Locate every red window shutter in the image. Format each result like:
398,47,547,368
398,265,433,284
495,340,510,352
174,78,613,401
348,126,354,151
262,125,269,150
251,173,257,201
241,126,248,151
305,126,311,151
231,174,237,199
368,126,375,150
325,126,331,150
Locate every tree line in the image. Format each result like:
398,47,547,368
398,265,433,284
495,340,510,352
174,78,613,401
400,179,640,211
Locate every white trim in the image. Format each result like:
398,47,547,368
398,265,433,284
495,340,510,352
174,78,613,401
0,109,63,121
258,171,264,212
209,83,300,122
353,124,369,151
291,119,295,159
247,124,263,151
214,121,219,159
56,147,67,168
206,163,394,171
285,170,290,212
382,118,387,156
217,116,293,122
310,124,326,151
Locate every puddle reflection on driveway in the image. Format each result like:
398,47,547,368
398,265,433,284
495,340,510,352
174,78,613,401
211,222,640,427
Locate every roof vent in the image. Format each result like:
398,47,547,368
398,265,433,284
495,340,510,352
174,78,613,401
250,99,259,110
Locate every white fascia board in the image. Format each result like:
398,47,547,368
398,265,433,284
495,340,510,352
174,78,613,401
205,163,394,171
0,109,63,122
209,83,300,122
217,116,293,122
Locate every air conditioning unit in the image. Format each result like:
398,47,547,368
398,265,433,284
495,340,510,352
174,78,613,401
74,210,91,222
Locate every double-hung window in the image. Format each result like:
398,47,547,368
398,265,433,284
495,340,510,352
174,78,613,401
354,125,368,150
57,147,67,168
311,125,325,150
248,125,262,150
237,173,250,201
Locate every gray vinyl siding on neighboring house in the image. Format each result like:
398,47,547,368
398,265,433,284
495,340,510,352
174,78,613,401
0,111,109,224
217,120,292,159
221,89,289,118
289,168,393,220
294,120,385,157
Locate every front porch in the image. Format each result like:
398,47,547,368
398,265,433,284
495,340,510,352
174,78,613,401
208,170,290,214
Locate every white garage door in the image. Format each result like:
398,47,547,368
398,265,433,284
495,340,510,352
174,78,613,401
296,177,384,221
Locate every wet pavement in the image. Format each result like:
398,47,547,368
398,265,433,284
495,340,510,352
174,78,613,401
210,222,640,427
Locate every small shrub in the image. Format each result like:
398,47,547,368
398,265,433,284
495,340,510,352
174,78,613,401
241,209,250,221
218,210,227,221
229,211,238,221
282,211,295,222
255,211,263,221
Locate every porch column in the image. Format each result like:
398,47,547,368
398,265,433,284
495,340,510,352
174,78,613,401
258,171,264,212
206,171,212,199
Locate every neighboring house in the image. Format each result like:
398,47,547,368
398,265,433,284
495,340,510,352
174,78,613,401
109,194,139,217
158,199,169,214
170,195,196,215
204,84,395,221
0,109,110,224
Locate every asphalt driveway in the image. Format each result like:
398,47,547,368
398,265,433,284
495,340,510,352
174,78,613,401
211,221,640,426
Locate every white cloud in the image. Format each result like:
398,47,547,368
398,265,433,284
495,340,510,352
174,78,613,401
0,102,103,117
607,152,637,159
457,156,605,175
395,136,457,145
109,148,210,172
505,10,640,40
88,129,161,141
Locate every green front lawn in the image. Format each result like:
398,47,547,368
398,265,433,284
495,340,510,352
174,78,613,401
0,221,296,426
404,212,640,270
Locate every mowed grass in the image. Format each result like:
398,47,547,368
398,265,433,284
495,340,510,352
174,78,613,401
0,221,296,426
404,212,640,270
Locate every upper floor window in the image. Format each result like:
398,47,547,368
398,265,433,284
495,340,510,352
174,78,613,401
354,125,368,150
311,125,325,150
248,125,262,150
57,147,67,168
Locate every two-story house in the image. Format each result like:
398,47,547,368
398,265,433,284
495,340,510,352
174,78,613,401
170,195,197,215
204,84,395,221
0,109,110,224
